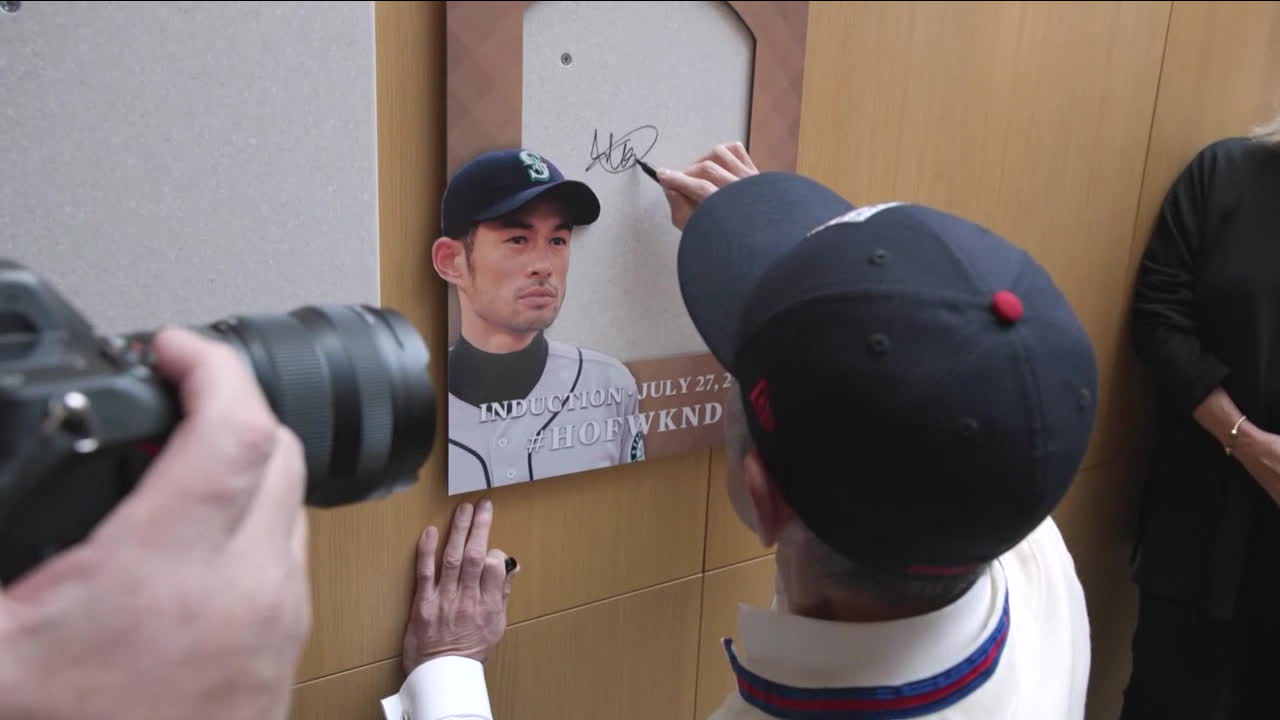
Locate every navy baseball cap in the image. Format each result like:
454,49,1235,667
679,173,1097,575
441,148,601,238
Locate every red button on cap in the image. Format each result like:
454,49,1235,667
991,290,1023,324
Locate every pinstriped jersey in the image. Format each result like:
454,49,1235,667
447,340,644,494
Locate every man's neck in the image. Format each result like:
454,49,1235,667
458,315,538,354
783,587,934,623
775,550,959,624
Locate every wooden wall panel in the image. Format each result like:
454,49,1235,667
485,577,703,719
292,658,402,720
1128,0,1280,276
476,453,708,622
299,452,708,681
292,577,702,720
704,449,773,570
794,0,1170,471
297,0,709,683
694,557,777,719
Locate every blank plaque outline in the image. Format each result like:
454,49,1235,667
522,2,755,362
442,0,808,480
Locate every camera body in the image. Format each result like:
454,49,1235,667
0,260,180,583
0,260,436,584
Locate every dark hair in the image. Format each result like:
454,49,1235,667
446,228,476,274
790,523,986,611
452,228,475,253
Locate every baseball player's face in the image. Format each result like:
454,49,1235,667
458,195,572,343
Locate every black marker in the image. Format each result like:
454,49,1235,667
505,556,518,574
635,158,660,184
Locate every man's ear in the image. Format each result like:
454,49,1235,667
431,236,466,285
742,450,793,549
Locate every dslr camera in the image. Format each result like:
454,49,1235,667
0,260,436,584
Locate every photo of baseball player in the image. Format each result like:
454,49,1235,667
435,148,646,495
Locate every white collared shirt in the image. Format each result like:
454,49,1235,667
379,656,492,720
379,517,1090,719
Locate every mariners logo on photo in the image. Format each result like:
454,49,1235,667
629,430,645,462
519,150,551,182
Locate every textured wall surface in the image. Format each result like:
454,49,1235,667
1,1,379,334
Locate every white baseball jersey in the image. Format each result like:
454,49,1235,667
447,339,644,494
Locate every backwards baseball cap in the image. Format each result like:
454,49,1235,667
440,148,601,238
679,173,1097,575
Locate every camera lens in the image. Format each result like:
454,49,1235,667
206,305,434,507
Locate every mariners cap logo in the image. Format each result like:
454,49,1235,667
518,150,551,183
629,432,646,462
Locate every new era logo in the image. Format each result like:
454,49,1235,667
749,379,775,432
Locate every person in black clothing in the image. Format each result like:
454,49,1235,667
1122,114,1280,719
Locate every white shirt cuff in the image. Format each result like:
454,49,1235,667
380,656,493,720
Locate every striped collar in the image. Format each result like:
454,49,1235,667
723,562,1009,719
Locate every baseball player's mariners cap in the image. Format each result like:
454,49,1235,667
678,172,1097,576
441,148,601,238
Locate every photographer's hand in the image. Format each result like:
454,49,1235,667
0,327,311,720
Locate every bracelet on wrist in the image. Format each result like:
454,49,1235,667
1226,415,1248,456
